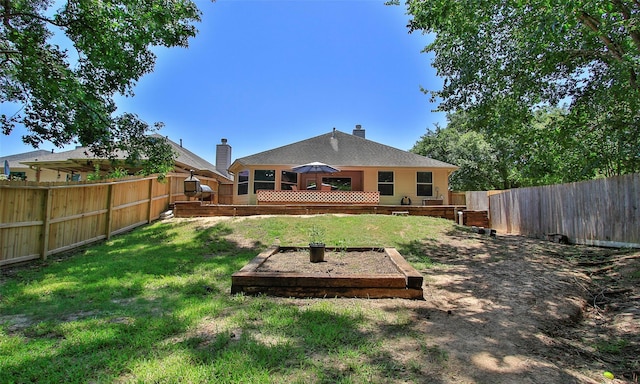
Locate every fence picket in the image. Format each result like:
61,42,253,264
489,173,640,247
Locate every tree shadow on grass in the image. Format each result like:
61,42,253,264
0,220,271,383
1,221,261,315
173,299,444,384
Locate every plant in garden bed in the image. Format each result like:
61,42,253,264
308,224,326,247
308,224,326,262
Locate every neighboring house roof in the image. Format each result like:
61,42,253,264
163,135,229,180
20,146,122,174
230,129,458,171
16,135,232,181
1,150,52,169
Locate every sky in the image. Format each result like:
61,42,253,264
0,0,445,164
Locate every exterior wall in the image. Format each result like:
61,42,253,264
10,167,63,182
376,168,451,206
234,193,251,205
361,168,376,190
434,170,452,203
233,165,454,205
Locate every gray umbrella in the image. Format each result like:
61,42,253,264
3,160,9,177
291,161,340,189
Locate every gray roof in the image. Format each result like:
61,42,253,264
15,135,231,181
231,129,457,169
1,150,53,168
162,136,219,175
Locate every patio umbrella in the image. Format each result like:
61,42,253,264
3,160,9,177
291,161,340,189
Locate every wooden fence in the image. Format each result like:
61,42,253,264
0,173,226,266
489,173,640,248
449,192,466,205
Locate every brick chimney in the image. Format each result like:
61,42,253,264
353,124,365,139
216,138,231,178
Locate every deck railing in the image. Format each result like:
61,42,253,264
257,190,380,205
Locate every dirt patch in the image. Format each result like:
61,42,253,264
377,231,639,383
256,248,400,274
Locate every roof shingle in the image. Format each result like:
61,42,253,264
232,129,457,169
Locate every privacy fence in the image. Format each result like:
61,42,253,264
5,173,636,266
0,174,223,266
489,173,640,248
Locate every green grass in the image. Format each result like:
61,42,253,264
1,215,453,383
594,338,629,354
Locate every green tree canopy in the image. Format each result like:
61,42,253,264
412,114,504,191
1,0,203,173
413,107,596,190
403,0,640,178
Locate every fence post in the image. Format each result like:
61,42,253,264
147,178,154,223
106,183,114,239
40,188,53,260
169,175,174,204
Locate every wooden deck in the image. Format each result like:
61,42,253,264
173,201,464,221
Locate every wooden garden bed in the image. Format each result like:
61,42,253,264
231,246,424,299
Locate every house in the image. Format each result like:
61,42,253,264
3,135,234,184
228,126,458,205
0,150,54,181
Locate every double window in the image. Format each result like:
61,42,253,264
417,171,433,196
254,169,276,193
377,171,394,196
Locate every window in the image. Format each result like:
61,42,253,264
237,170,249,195
254,169,275,193
417,171,433,196
377,171,394,196
281,171,298,190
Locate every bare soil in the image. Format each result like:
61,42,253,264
256,248,401,274
369,230,640,384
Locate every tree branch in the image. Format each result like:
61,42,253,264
2,0,71,29
7,11,70,27
578,11,625,61
563,49,611,61
610,0,640,54
2,0,11,28
578,10,637,88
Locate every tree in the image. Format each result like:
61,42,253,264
413,107,590,190
402,0,640,178
1,1,203,173
412,115,504,191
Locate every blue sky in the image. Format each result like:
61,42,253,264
0,0,445,163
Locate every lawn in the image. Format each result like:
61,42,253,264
0,215,450,383
1,214,638,383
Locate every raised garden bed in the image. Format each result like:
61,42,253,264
231,246,424,299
